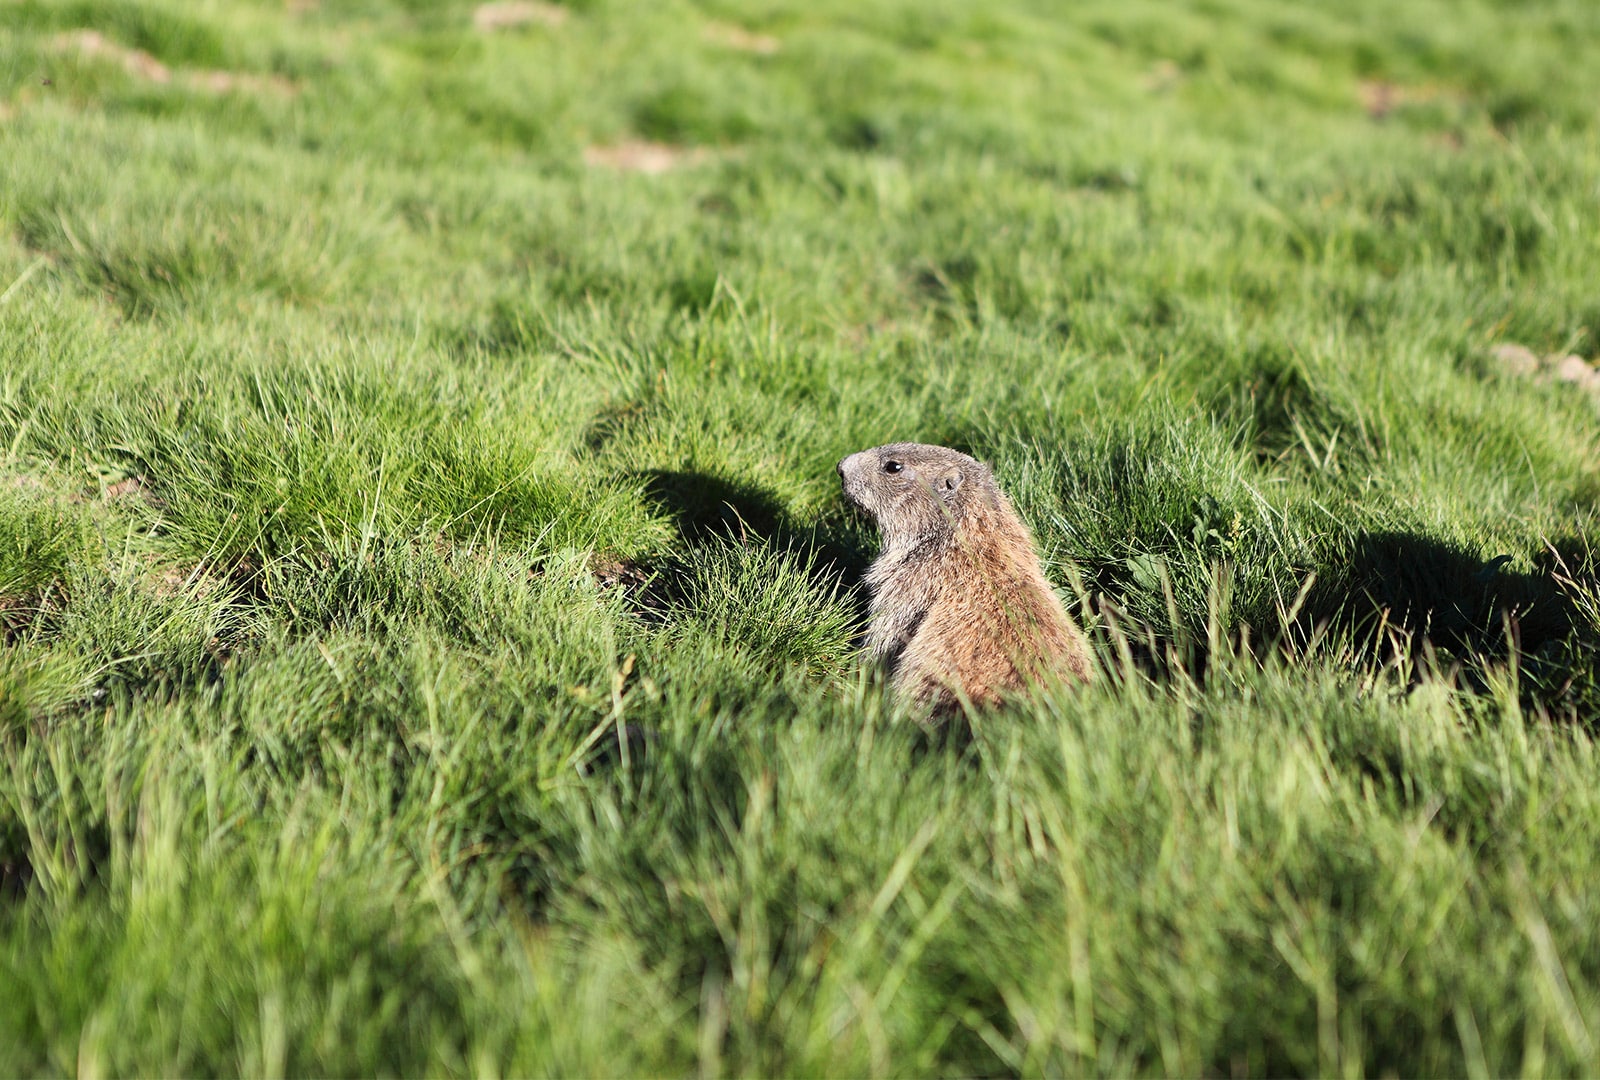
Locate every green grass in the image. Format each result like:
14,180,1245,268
2,0,1600,1073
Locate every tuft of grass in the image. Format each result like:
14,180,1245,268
655,533,859,676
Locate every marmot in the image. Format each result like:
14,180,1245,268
838,442,1093,715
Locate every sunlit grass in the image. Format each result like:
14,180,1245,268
2,0,1599,1073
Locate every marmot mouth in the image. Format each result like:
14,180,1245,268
840,480,873,516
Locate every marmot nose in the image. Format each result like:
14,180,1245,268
836,458,846,479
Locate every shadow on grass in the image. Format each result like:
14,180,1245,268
1303,531,1583,657
626,467,872,610
0,847,33,903
635,469,788,543
1072,527,1597,721
1227,531,1597,720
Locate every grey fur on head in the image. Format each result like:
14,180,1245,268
837,442,998,554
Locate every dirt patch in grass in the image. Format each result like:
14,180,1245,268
702,21,781,56
1550,354,1600,392
1358,79,1463,120
473,2,569,32
86,473,166,508
188,69,297,97
2,474,54,495
146,560,229,601
101,475,148,501
51,30,298,97
54,29,171,83
1142,59,1183,93
583,140,710,174
1492,343,1600,393
589,554,649,592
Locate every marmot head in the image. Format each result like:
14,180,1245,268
837,442,995,544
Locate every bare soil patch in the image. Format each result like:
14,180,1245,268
474,2,569,32
1358,79,1461,120
101,475,148,501
702,21,780,56
1142,60,1183,93
147,560,225,600
1492,343,1600,393
590,554,649,591
54,29,171,83
2,473,53,495
583,140,709,174
189,70,297,97
51,30,298,97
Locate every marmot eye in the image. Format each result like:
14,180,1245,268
884,460,904,474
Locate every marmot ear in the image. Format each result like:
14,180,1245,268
938,466,964,502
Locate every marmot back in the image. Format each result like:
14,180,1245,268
838,442,1093,716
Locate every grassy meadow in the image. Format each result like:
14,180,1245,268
2,0,1600,1073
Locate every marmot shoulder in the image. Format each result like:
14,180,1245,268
837,442,1093,716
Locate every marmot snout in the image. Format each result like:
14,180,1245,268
839,442,1093,715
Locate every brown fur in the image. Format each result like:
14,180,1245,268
838,442,1093,715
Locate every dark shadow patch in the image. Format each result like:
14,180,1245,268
581,397,652,454
636,469,787,542
0,817,111,903
1085,530,1592,705
1196,341,1372,470
575,722,659,777
909,255,985,326
666,267,720,314
832,112,886,151
1239,348,1322,462
0,851,33,903
624,468,872,625
0,798,37,905
0,585,61,647
1302,531,1579,658
974,418,1590,702
1069,528,1598,725
636,468,872,577
1486,90,1544,136
1280,530,1600,725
